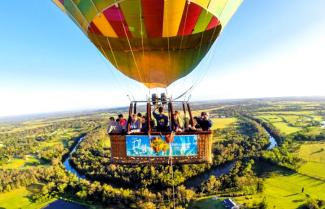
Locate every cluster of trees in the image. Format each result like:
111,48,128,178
200,159,261,195
29,165,196,209
262,142,301,170
302,198,325,209
293,128,325,141
0,168,38,192
213,117,270,165
0,117,101,165
243,114,285,145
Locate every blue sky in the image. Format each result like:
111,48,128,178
0,0,325,116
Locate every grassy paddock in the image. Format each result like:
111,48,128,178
211,118,237,130
235,172,325,209
1,155,41,170
298,142,325,180
189,196,226,209
0,187,55,209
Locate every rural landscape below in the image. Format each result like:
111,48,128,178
1,97,325,209
1,1,325,208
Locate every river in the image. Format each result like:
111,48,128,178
62,127,277,187
63,136,86,179
267,133,277,149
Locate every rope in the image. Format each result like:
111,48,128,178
173,85,194,101
73,0,138,100
116,4,145,85
168,132,176,209
173,0,192,99
186,0,230,96
179,0,191,49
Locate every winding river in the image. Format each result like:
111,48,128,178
63,136,86,179
267,134,277,150
63,128,277,185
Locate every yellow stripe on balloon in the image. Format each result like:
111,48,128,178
163,0,187,37
219,0,242,27
208,0,228,18
52,0,66,13
92,13,118,37
189,0,210,8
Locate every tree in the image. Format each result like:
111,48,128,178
137,201,156,209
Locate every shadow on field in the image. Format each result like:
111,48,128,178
284,193,299,197
253,159,295,178
311,148,324,155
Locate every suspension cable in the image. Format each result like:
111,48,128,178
186,0,230,96
116,4,145,85
66,0,135,102
169,139,176,209
79,0,138,99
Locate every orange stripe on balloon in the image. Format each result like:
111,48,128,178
92,13,118,37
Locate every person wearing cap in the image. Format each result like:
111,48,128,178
196,112,212,131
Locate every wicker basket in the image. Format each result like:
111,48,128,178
109,132,212,164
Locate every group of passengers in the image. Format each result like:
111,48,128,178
107,106,212,134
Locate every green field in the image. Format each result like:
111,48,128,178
263,173,325,209
234,141,325,208
273,122,302,135
211,118,237,130
235,172,325,209
256,109,324,135
298,142,325,180
1,155,40,170
0,187,55,209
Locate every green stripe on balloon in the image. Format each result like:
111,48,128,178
192,10,213,34
120,0,147,38
76,0,97,22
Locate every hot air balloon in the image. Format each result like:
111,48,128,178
53,0,242,164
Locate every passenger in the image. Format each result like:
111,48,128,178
172,111,183,132
189,117,202,131
107,117,122,134
118,114,127,133
141,116,148,132
153,106,169,132
196,112,212,131
128,114,141,134
136,112,142,123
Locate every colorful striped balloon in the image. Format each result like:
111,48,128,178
53,0,242,88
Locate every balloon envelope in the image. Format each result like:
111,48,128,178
53,0,242,88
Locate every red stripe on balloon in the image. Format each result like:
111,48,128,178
178,3,202,36
89,22,103,35
142,0,164,38
206,16,220,31
103,5,132,38
59,0,64,4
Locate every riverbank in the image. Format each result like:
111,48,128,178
63,136,86,179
